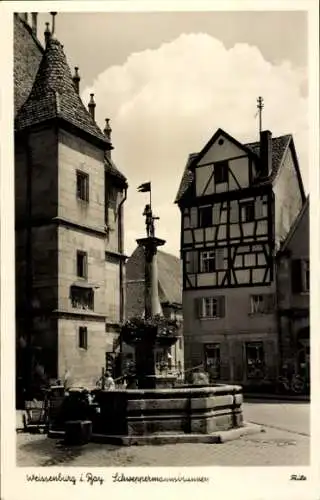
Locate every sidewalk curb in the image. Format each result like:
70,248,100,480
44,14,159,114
244,393,310,402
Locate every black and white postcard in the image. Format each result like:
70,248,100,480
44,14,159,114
1,1,319,500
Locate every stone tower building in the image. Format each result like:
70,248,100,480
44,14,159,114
14,13,127,392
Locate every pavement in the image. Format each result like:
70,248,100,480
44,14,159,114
16,400,310,467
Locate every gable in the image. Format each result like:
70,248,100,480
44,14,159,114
198,131,248,166
194,131,256,196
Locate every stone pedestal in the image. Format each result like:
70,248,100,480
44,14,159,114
65,420,92,445
136,236,165,319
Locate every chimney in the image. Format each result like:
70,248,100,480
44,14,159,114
31,13,37,36
44,22,51,45
72,67,80,94
260,130,272,177
104,119,113,158
88,94,96,120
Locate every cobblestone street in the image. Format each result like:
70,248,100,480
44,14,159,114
16,401,310,467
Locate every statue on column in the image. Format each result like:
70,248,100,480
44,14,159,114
143,204,159,238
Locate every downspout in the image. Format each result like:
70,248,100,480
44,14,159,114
118,186,127,362
25,132,33,396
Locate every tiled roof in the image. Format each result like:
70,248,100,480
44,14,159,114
278,195,309,254
126,247,182,318
175,134,292,203
15,36,109,148
104,154,127,185
246,134,292,184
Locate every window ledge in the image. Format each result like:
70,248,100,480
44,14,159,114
248,312,273,317
199,317,222,321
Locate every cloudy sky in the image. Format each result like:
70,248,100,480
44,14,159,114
38,10,309,257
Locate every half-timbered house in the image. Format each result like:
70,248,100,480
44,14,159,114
176,127,306,388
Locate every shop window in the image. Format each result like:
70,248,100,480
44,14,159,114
204,343,220,379
246,342,265,379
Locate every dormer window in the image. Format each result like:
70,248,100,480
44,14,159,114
214,161,228,184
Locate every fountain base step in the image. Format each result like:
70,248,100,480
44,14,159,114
48,422,262,445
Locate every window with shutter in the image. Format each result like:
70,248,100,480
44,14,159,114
215,248,224,269
186,251,198,273
200,251,215,272
212,205,220,224
190,207,198,228
250,294,274,314
198,296,225,319
229,202,238,223
240,200,255,222
255,198,264,219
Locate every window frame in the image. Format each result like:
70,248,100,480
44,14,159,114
76,170,89,202
250,294,274,315
200,250,216,273
198,205,213,228
76,250,88,279
199,296,225,319
78,326,88,350
240,200,255,222
214,160,229,184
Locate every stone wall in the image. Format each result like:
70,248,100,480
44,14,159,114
58,317,106,387
58,129,105,230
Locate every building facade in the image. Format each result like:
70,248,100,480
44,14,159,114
276,197,309,384
176,127,306,388
126,246,184,379
14,13,127,392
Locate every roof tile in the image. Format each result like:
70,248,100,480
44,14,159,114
15,37,109,147
126,247,182,318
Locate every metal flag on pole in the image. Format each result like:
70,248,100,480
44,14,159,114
137,181,152,207
137,182,151,192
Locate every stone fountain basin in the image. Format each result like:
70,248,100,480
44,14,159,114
91,384,244,437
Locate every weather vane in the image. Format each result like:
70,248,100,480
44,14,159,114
256,96,264,134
